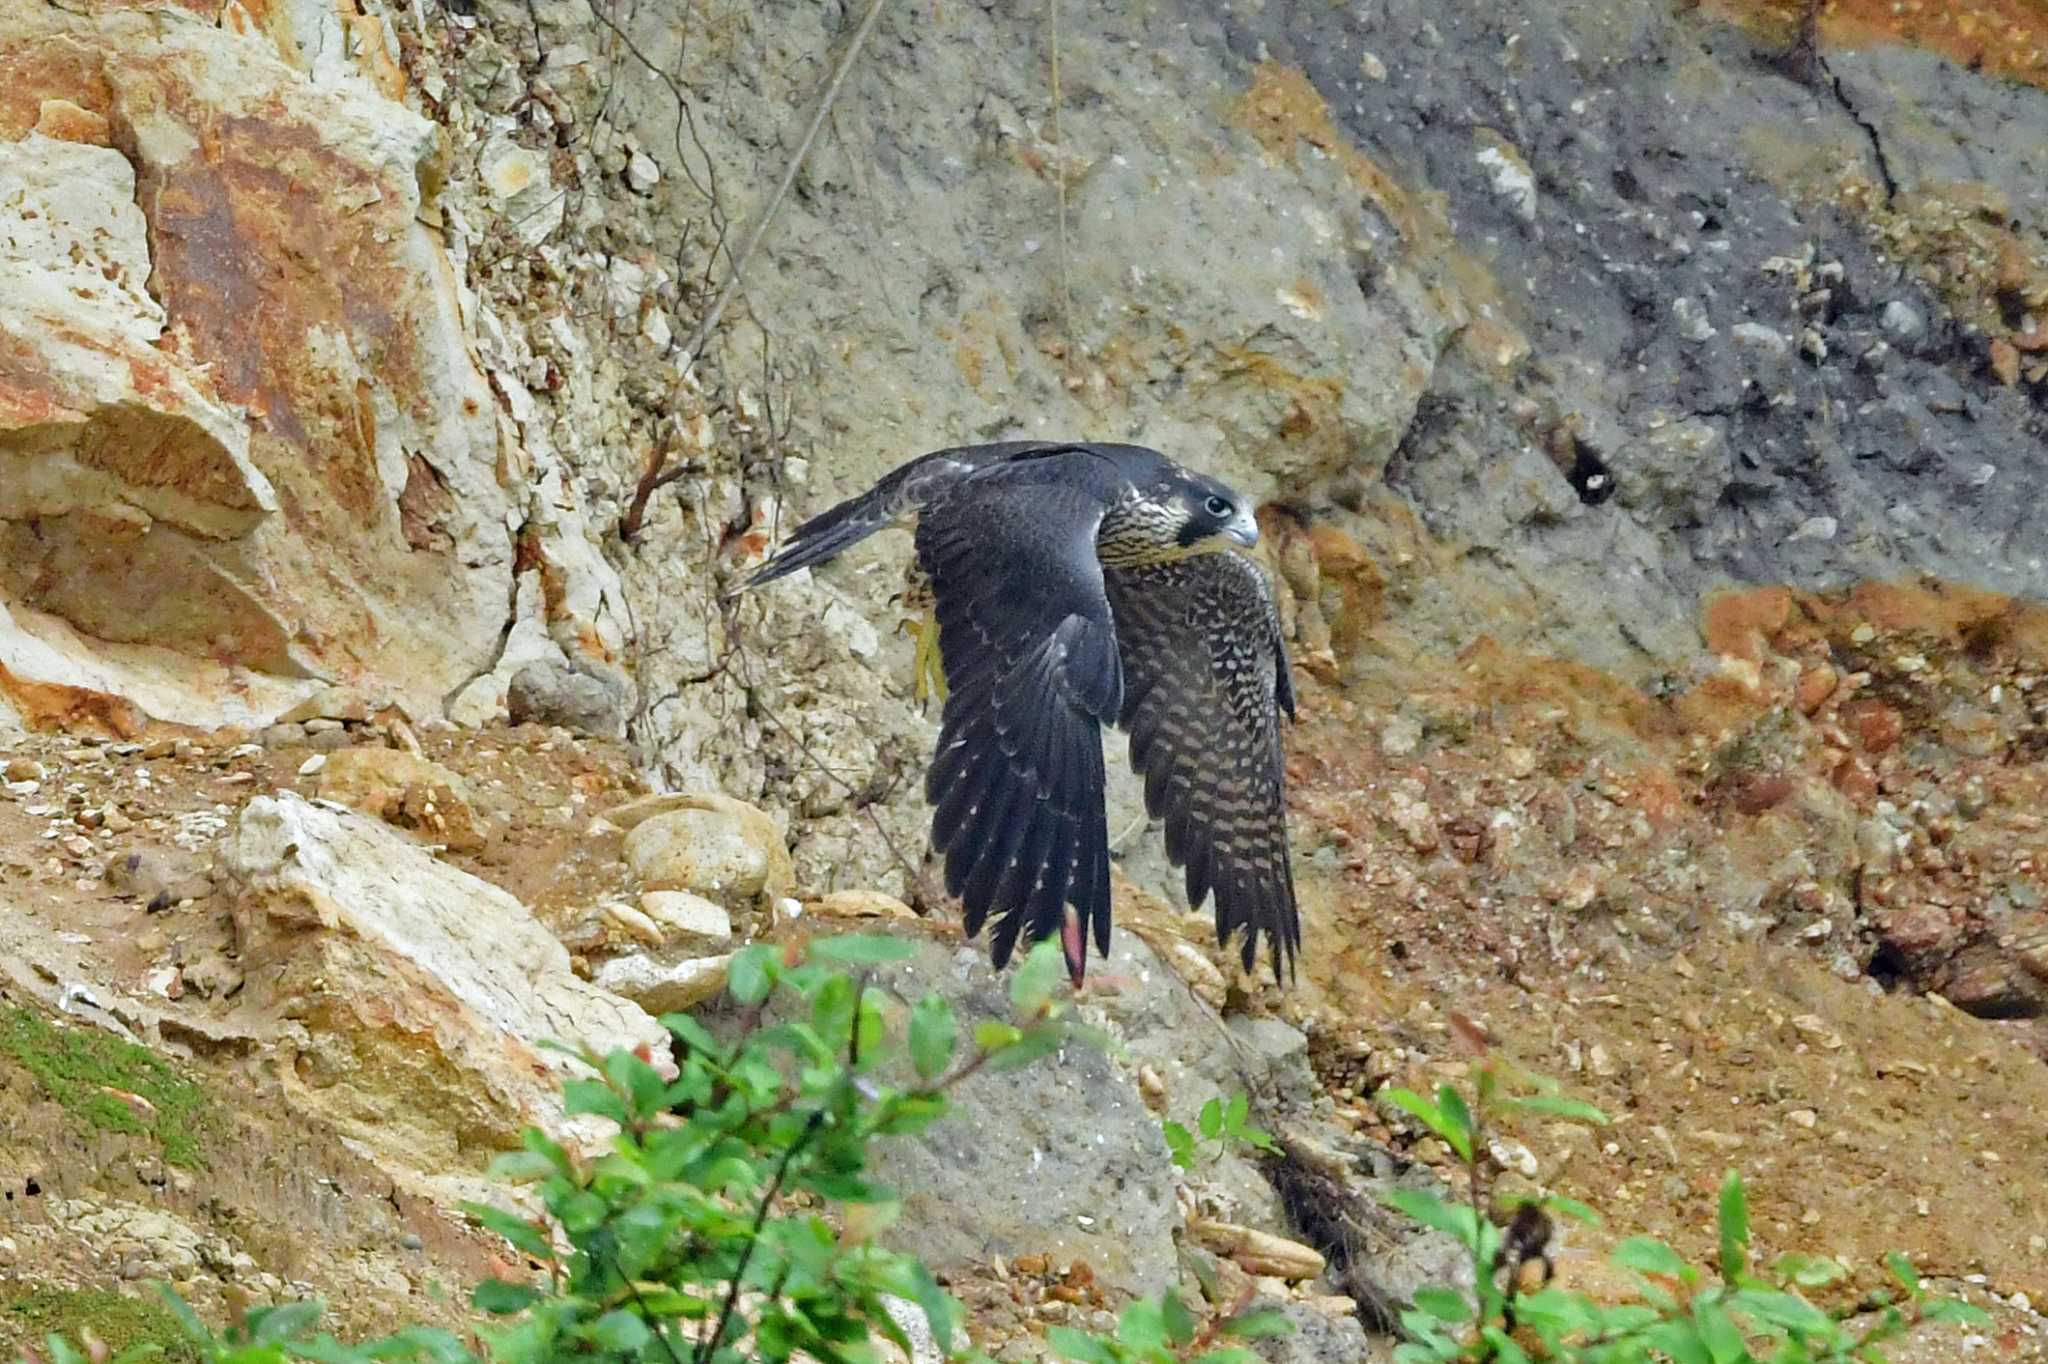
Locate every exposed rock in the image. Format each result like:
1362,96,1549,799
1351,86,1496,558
218,793,669,1181
1249,1298,1375,1364
590,952,731,1014
617,792,794,903
103,847,212,910
313,746,489,852
637,890,733,948
507,656,631,738
852,936,1182,1298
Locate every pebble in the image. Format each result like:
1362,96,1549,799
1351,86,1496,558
3,758,43,783
298,754,328,777
1880,300,1925,340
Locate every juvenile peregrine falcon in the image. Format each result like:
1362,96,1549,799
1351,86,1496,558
741,441,1298,985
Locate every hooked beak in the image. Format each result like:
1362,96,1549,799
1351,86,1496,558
1223,508,1259,549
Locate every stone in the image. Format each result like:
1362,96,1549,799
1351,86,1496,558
853,935,1181,1298
103,847,213,909
628,807,771,902
1880,300,1926,341
1188,1219,1327,1280
812,888,918,920
637,890,733,948
507,657,630,738
590,953,731,1014
1248,1299,1374,1364
218,793,669,1180
613,793,793,900
313,746,488,852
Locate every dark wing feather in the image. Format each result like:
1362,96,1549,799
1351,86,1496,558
737,442,1084,590
1105,552,1299,980
915,455,1123,983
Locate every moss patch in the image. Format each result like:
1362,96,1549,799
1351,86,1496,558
0,1288,200,1363
0,1008,209,1168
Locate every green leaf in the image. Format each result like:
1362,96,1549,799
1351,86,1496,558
590,1311,651,1353
470,1280,540,1315
908,993,957,1082
462,1203,552,1260
1478,1327,1531,1364
1198,1097,1224,1141
484,1150,558,1184
1381,1089,1451,1146
1504,1094,1610,1125
729,945,777,1004
1643,1319,1713,1364
1410,1289,1470,1324
1115,1299,1166,1354
1693,1298,1746,1364
1385,1187,1478,1245
1223,1091,1250,1134
1883,1251,1921,1298
1435,1084,1475,1161
153,1285,214,1345
984,1024,1072,1072
1537,1195,1600,1226
1044,1327,1119,1364
811,933,915,966
1769,1253,1846,1288
1717,1170,1750,1283
1612,1236,1690,1279
1217,1309,1293,1341
1008,939,1064,1015
1921,1298,1992,1327
1161,1121,1196,1170
972,1020,1022,1053
1160,1291,1197,1347
561,1078,627,1124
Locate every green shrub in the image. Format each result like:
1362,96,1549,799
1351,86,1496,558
1379,1061,1990,1363
13,936,1279,1364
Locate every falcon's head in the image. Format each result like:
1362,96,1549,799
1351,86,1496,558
1091,446,1261,566
1169,473,1259,553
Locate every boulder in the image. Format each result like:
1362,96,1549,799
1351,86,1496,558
615,792,794,904
312,746,488,852
218,793,669,1183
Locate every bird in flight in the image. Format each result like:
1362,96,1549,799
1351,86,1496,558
739,441,1298,986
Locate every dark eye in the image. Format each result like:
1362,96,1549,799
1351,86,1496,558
1204,495,1232,517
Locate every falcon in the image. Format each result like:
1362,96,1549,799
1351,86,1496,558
739,441,1298,985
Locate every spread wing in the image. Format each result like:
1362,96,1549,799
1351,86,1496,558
916,456,1123,981
738,442,1081,589
1105,552,1299,980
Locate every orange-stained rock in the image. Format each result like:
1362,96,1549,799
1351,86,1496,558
1831,755,1878,807
32,97,109,145
1702,586,1795,662
0,3,538,733
1840,699,1905,754
1795,663,1839,715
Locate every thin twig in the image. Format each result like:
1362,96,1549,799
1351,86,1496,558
672,0,889,373
1047,0,1074,349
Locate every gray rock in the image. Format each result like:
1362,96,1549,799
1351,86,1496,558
626,807,773,903
507,657,630,738
1880,301,1926,342
1250,1299,1381,1364
854,937,1180,1298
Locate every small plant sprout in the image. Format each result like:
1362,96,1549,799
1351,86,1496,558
1160,1092,1282,1172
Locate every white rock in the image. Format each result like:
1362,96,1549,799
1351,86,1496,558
627,807,771,901
625,149,661,193
592,953,731,1014
219,793,669,1179
639,890,733,946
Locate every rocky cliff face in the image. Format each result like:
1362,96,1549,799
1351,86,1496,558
3,0,2047,1355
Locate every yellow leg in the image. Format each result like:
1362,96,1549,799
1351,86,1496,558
905,610,948,708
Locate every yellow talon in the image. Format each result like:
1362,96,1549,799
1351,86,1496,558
905,610,948,708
